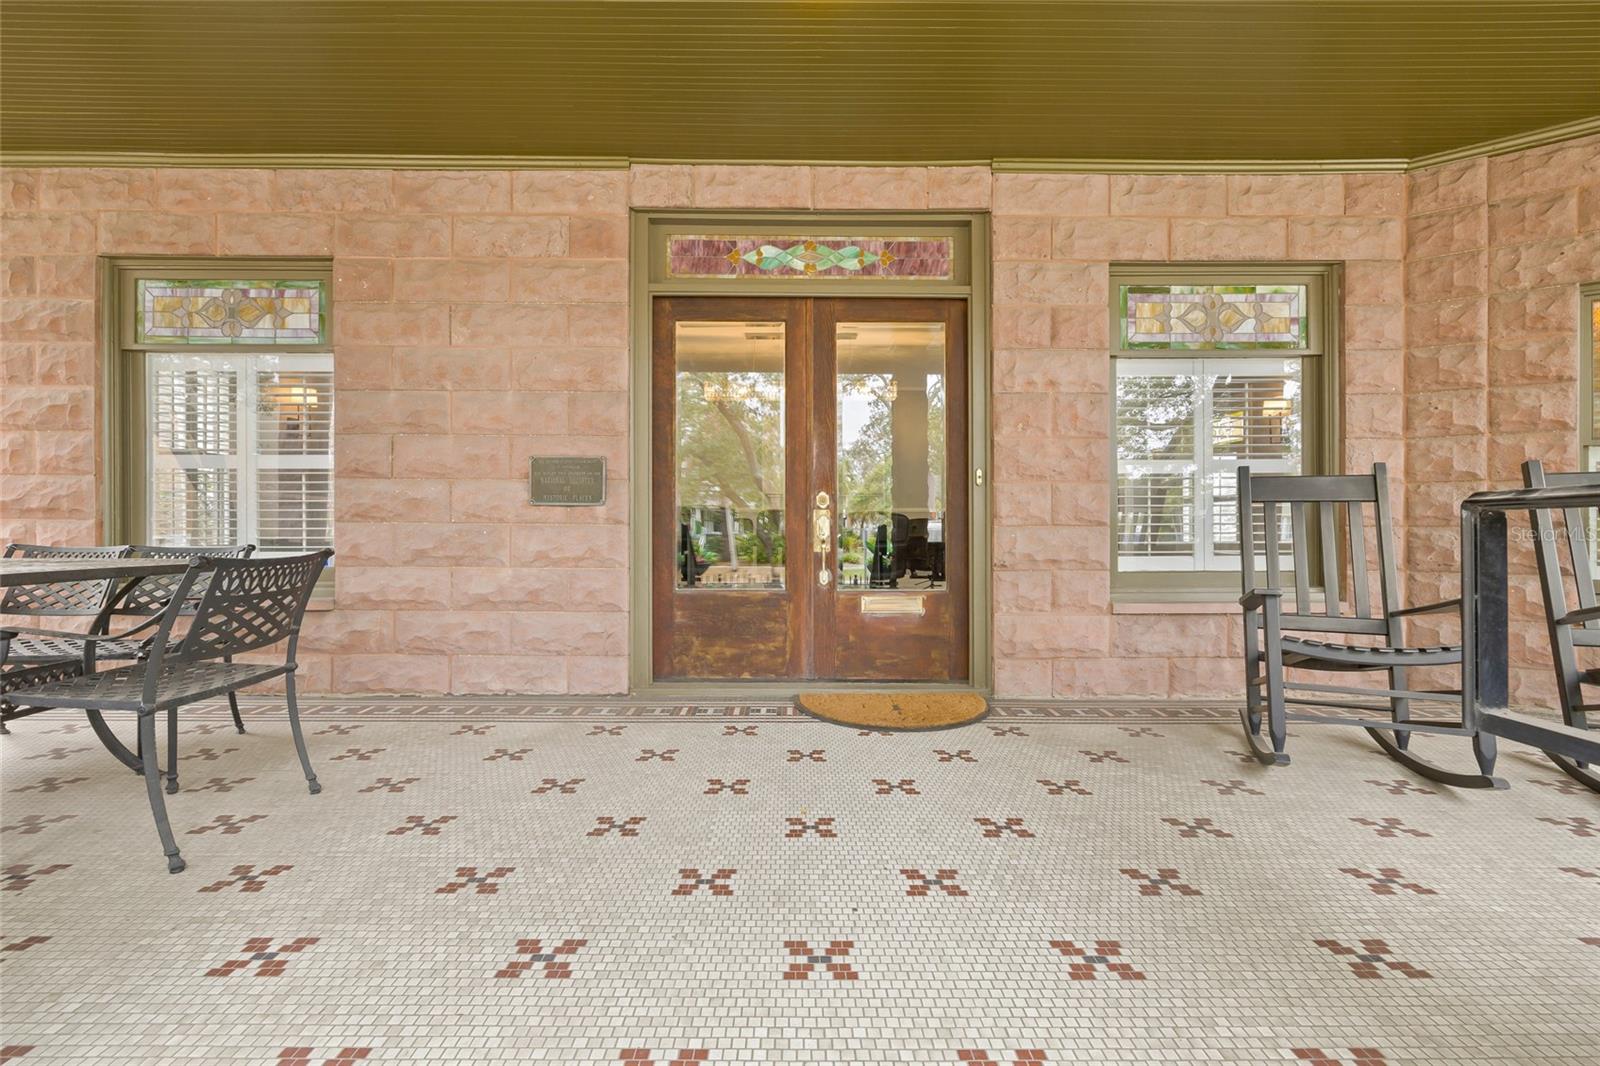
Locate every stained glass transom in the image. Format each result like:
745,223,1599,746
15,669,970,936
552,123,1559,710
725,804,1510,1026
668,236,953,279
1121,285,1307,350
137,279,326,345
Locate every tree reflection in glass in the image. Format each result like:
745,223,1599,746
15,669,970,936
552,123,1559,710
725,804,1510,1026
674,321,786,589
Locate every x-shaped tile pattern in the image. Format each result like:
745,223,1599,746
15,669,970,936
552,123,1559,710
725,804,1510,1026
532,778,584,794
1162,817,1232,838
435,866,515,895
186,814,268,836
1037,779,1091,796
388,815,457,837
1120,867,1201,897
1540,816,1597,837
1291,1050,1387,1065
198,864,295,894
1350,817,1430,838
495,937,589,978
1080,750,1128,764
783,939,857,980
0,815,76,836
617,1050,710,1065
901,867,967,897
673,867,736,896
358,777,418,793
785,817,836,838
589,816,647,837
1049,939,1144,980
1,864,70,892
1339,867,1436,896
276,1046,372,1065
975,817,1034,839
636,748,678,762
787,749,826,762
207,936,320,977
704,778,750,795
934,749,976,762
873,778,919,794
1314,938,1431,979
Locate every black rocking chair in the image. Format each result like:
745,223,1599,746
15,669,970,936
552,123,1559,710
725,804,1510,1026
5,549,331,873
1522,459,1600,793
1237,462,1505,789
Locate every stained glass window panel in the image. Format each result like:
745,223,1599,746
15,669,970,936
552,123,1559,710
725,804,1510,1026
1121,284,1307,350
668,236,953,280
137,279,326,345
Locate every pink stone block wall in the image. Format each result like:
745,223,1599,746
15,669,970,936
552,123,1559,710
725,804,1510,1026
2,144,1598,703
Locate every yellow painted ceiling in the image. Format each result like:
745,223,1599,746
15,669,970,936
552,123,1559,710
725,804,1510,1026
2,0,1598,167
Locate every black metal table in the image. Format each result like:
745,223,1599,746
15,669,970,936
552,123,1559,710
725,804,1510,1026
1,556,197,767
1462,484,1600,764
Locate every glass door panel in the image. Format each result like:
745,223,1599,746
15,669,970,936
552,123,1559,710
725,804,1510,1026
672,321,787,590
835,321,948,592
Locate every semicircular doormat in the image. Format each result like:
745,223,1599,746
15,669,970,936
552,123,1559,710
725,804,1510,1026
796,691,989,731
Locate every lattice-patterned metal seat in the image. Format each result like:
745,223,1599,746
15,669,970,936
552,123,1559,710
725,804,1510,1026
1523,459,1600,793
7,549,332,874
0,543,132,733
1237,463,1504,789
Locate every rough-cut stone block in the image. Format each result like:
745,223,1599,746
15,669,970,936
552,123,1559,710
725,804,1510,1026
1407,343,1486,391
1169,218,1286,259
338,391,451,436
452,215,567,258
511,259,628,303
1051,393,1110,437
332,653,450,694
337,303,450,347
394,170,511,213
1404,298,1483,348
513,170,628,214
995,614,1108,658
1054,657,1167,699
300,610,393,654
449,392,568,435
1406,434,1488,482
991,306,1052,349
1345,393,1404,438
393,610,511,654
993,217,1052,260
451,654,568,695
97,211,216,254
992,482,1052,526
40,168,158,210
1407,157,1486,216
993,392,1053,438
993,349,1108,394
1488,284,1576,337
29,431,93,475
1048,304,1109,348
1404,250,1485,304
569,216,629,259
691,165,812,208
512,347,628,392
1490,235,1600,291
1405,389,1485,436
1345,303,1405,349
812,167,928,209
1343,172,1403,216
508,612,628,656
993,658,1053,698
0,474,96,519
510,525,628,569
1488,429,1579,477
272,169,393,212
993,526,1107,570
333,346,393,391
568,391,629,436
387,522,511,567
1050,482,1111,526
336,479,451,523
994,570,1053,613
1487,332,1576,385
927,166,991,208
1344,349,1406,394
333,565,453,611
1406,204,1486,260
335,215,451,257
0,386,90,429
1288,216,1402,260
994,261,1105,305
568,303,627,347
393,434,510,478
393,347,512,391
156,168,273,211
392,259,509,303
1489,190,1579,247
993,173,1107,216
450,567,627,612
217,213,334,256
1227,173,1343,216
449,304,566,347
0,298,94,343
1487,135,1600,200
628,164,693,207
333,258,394,304
335,434,392,478
1109,174,1226,217
1489,383,1579,434
1344,260,1404,306
1110,614,1232,659
3,213,96,254
1051,217,1167,260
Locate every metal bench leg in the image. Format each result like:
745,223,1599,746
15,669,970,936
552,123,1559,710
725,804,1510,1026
85,710,142,774
165,707,179,794
225,654,246,733
283,674,320,795
139,710,185,874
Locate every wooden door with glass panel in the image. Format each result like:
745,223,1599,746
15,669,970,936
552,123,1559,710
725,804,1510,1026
652,296,967,682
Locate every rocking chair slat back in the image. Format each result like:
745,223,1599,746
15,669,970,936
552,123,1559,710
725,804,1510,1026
1523,459,1600,689
1236,465,1397,637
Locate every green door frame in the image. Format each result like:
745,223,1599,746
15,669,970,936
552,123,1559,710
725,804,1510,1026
628,210,993,696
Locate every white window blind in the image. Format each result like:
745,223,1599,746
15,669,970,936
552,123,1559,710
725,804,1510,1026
146,353,333,559
1116,357,1302,573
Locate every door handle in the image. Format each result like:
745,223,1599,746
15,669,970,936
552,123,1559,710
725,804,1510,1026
812,508,831,553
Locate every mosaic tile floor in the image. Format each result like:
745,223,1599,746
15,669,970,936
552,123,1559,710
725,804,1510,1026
1,699,1596,1065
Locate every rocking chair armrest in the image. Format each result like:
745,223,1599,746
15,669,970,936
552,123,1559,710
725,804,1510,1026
1556,604,1600,627
1390,597,1461,618
1239,588,1284,611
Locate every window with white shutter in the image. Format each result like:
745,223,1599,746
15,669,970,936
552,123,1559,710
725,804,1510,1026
1110,267,1334,598
115,262,334,600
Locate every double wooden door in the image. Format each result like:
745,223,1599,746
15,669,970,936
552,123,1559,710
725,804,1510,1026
652,296,969,682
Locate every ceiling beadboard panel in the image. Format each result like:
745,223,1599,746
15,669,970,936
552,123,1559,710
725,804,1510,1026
2,0,1598,166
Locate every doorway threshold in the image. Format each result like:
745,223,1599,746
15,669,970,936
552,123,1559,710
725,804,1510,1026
639,680,990,701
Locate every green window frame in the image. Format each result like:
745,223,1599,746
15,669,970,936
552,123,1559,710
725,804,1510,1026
1109,264,1339,601
1582,282,1600,471
106,258,336,602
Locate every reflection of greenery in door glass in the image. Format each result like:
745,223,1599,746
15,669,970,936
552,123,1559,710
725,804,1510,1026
836,322,947,591
674,321,786,589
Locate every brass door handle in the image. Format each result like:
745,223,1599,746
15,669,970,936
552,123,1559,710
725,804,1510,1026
812,508,831,552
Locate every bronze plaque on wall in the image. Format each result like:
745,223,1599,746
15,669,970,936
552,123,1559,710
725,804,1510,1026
529,456,607,506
